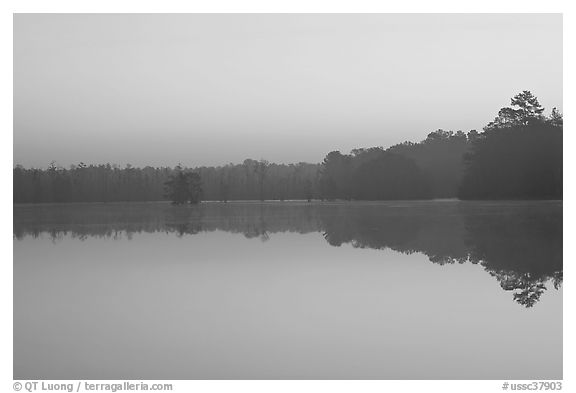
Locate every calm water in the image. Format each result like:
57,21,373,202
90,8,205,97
13,201,562,380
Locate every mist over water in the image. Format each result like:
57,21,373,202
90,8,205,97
13,201,562,379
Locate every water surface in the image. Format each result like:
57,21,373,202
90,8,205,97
14,201,563,379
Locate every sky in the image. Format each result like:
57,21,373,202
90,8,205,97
13,13,562,168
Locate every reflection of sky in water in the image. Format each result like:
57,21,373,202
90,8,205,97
14,201,562,379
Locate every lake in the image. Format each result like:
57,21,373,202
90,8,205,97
13,200,562,380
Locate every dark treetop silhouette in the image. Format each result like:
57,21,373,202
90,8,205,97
459,91,562,200
13,91,562,203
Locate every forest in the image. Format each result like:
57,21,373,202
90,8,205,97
13,91,562,203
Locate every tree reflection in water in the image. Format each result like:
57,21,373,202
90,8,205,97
14,201,562,307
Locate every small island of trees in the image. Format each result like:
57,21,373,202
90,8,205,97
13,91,562,204
164,164,202,205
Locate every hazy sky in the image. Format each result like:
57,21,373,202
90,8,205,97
14,14,562,168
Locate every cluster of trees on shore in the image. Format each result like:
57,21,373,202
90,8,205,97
319,129,470,200
318,91,562,201
13,91,562,203
459,91,562,199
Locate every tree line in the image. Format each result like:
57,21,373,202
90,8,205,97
13,160,321,204
318,91,562,201
319,129,470,200
13,91,562,203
